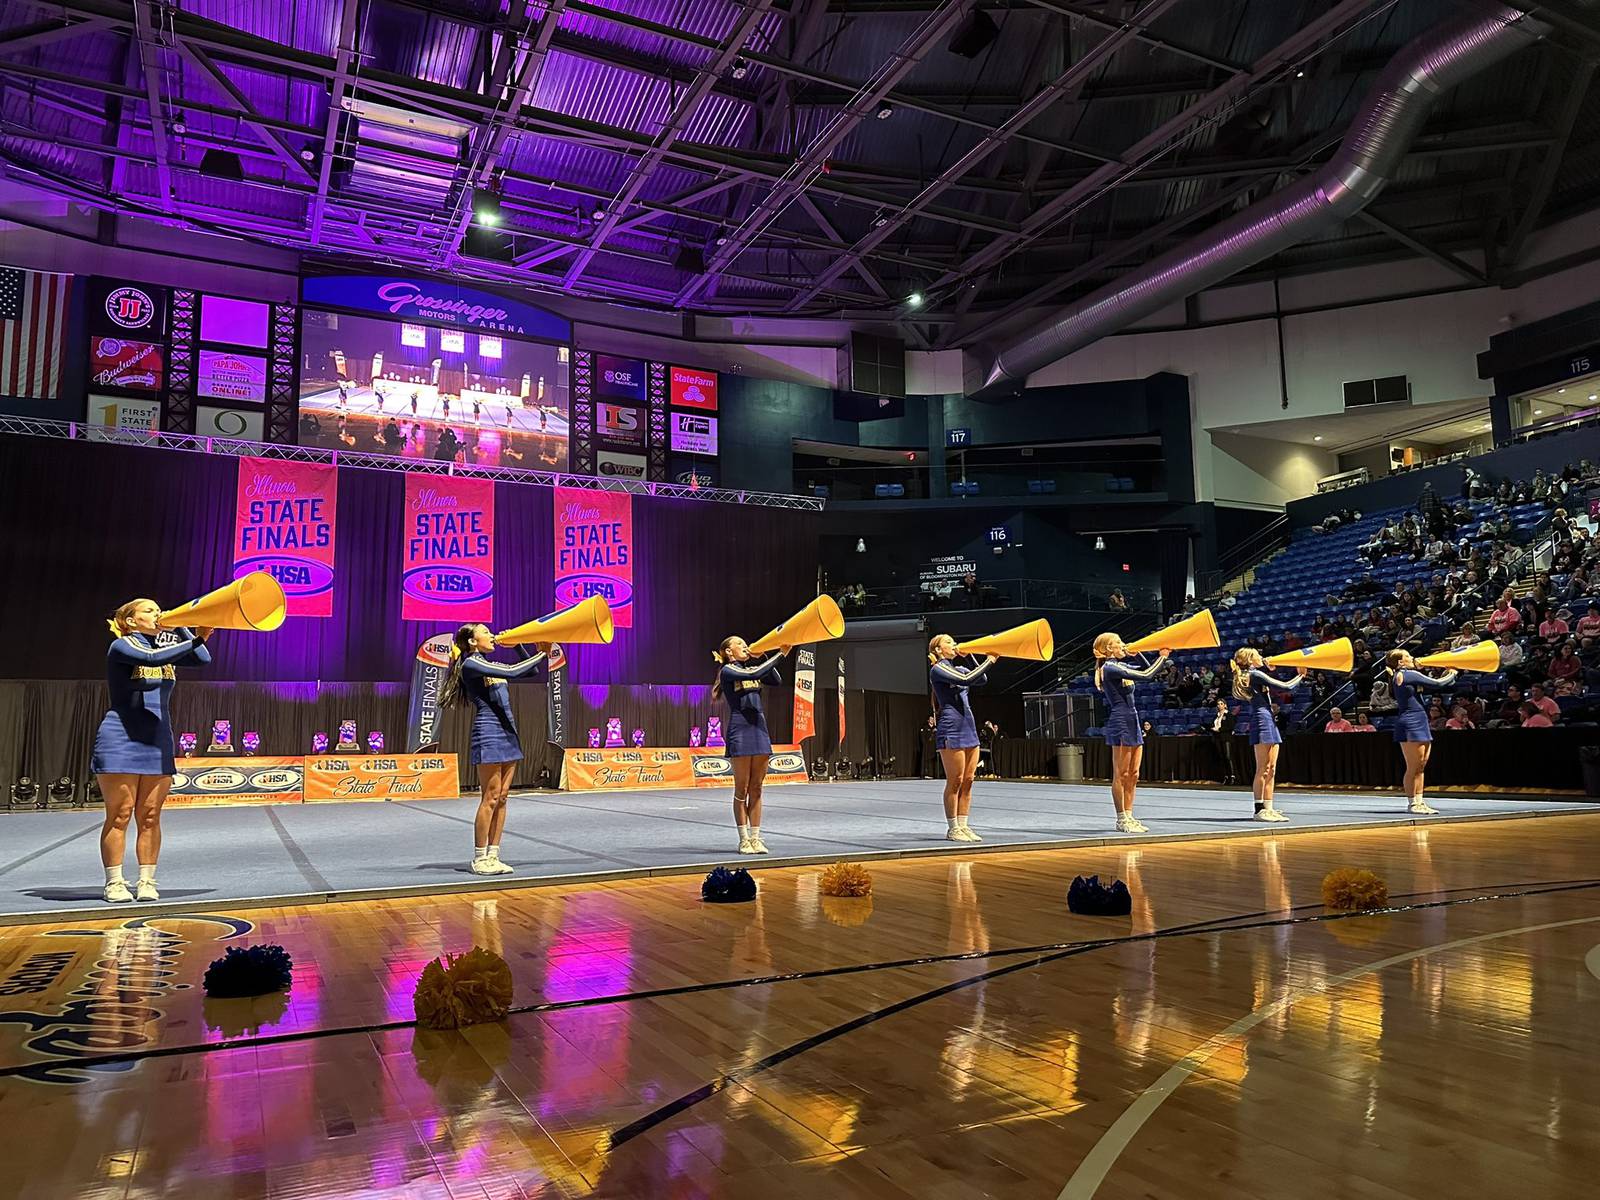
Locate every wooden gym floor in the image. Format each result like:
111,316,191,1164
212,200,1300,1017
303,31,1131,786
1,813,1598,1199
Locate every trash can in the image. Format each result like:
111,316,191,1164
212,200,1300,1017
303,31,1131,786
1581,745,1600,798
1056,742,1084,782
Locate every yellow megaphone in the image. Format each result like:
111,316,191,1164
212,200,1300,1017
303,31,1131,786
748,594,845,654
1415,640,1501,673
956,618,1054,661
159,571,287,632
1266,637,1353,673
496,596,615,647
1125,609,1219,654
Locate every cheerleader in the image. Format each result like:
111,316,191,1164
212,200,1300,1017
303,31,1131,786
1092,633,1169,833
92,600,213,903
1387,649,1457,814
713,636,789,855
439,625,548,876
928,635,997,842
1229,648,1305,822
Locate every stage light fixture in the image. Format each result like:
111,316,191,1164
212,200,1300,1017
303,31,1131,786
48,777,75,807
1094,536,1106,551
875,103,894,120
856,537,867,553
730,57,749,80
471,187,503,226
591,206,607,220
715,234,729,246
300,146,316,162
872,210,889,228
1313,435,1323,442
907,292,924,308
11,777,37,808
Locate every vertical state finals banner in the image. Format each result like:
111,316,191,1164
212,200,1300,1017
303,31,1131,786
553,486,633,627
233,457,338,617
403,474,495,622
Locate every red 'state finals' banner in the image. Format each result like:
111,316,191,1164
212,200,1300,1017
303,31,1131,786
554,486,633,628
233,457,338,618
402,474,494,623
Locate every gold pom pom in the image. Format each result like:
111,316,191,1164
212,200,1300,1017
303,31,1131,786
821,895,874,927
413,946,514,1030
819,861,873,898
1321,868,1389,913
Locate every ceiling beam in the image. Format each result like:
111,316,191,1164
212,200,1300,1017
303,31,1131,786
563,0,776,290
129,0,175,214
1503,56,1595,266
170,40,317,182
438,0,565,265
788,0,1192,312
1355,209,1488,285
672,0,985,308
309,0,361,245
0,15,111,55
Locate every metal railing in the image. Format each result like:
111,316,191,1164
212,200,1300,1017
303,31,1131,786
835,577,1160,619
1194,514,1292,599
0,416,826,511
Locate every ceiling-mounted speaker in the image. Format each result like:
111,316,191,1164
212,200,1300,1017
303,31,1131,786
198,148,244,180
948,11,999,59
463,224,514,263
674,245,706,274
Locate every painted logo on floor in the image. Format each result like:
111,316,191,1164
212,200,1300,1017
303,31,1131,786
0,914,253,1084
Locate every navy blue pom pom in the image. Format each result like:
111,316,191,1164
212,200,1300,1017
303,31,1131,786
203,944,294,997
1067,874,1132,916
701,866,757,903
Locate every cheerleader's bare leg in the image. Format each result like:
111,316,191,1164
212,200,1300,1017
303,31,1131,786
745,755,770,853
97,774,138,902
956,746,982,841
131,775,170,901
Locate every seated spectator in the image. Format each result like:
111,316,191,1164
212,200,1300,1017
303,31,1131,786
1324,707,1355,733
1343,572,1383,601
1577,603,1600,639
1520,702,1554,728
1281,629,1303,652
1550,643,1582,684
1540,609,1571,641
1491,687,1525,726
1445,704,1475,730
1486,596,1521,635
1497,632,1525,668
1527,683,1560,722
1108,588,1128,612
1352,711,1377,731
1451,621,1481,649
1427,702,1446,731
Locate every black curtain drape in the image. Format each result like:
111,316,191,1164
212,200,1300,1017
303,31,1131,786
1159,531,1190,615
0,434,819,684
1011,730,1593,791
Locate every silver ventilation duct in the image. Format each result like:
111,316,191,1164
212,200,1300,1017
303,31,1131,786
981,3,1555,390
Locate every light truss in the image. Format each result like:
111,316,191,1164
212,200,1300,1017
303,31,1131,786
0,418,826,512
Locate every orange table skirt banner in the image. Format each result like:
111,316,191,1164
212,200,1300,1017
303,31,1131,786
561,746,809,791
169,754,459,805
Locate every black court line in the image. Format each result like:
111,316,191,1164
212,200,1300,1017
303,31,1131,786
604,877,1600,1148
0,819,101,880
390,801,646,870
2,876,1596,1083
262,808,335,894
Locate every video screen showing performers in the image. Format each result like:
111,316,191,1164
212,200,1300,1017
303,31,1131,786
298,309,570,468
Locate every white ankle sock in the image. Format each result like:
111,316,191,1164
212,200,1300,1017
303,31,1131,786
956,816,970,830
137,864,156,883
105,866,125,885
749,825,761,841
738,824,750,841
474,845,487,859
488,844,501,859
948,817,959,832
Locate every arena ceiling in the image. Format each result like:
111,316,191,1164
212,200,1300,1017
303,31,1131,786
1,0,1598,350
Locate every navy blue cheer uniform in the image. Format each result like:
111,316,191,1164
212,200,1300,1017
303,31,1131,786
930,657,992,750
1098,657,1166,748
92,630,211,776
719,653,784,757
1242,669,1301,746
462,650,547,766
1392,668,1456,743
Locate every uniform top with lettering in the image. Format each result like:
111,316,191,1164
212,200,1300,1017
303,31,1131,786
104,630,211,736
718,654,784,720
462,650,548,725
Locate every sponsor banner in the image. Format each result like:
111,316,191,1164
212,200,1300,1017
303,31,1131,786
562,745,807,791
169,756,304,805
198,349,268,402
919,554,979,585
199,294,269,348
596,401,645,448
793,648,816,742
597,450,647,479
87,277,166,336
303,753,458,802
670,456,718,488
405,633,454,751
594,354,647,402
89,336,164,392
670,410,718,456
669,365,717,411
84,394,160,440
837,655,846,746
554,486,633,627
403,474,495,622
198,404,265,441
233,456,338,618
300,273,572,341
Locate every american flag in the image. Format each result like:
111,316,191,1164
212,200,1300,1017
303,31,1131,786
0,266,72,400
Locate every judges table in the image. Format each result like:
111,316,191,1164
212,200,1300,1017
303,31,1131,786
993,730,1594,792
